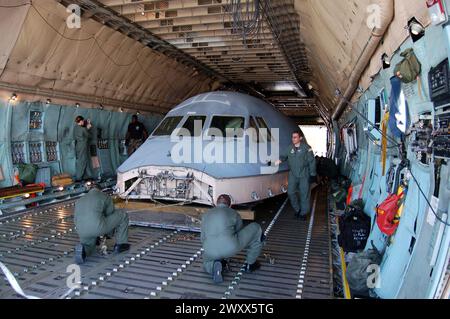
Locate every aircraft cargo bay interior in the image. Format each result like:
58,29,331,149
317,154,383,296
0,0,449,304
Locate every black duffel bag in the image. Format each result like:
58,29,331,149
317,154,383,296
338,200,371,253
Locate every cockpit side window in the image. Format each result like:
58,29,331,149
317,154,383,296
248,116,260,143
152,116,183,136
255,117,273,142
179,115,207,137
208,116,245,138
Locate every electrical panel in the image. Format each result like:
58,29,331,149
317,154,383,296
429,58,450,159
410,114,433,165
45,141,58,162
29,110,43,131
11,142,25,165
429,58,450,106
29,142,43,163
97,139,109,149
433,109,450,159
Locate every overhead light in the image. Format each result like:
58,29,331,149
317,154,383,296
75,103,80,108
410,21,424,35
119,107,123,113
10,93,17,102
23,193,30,199
272,82,296,91
382,53,391,69
408,18,425,42
141,11,145,16
57,186,64,192
46,98,51,104
99,104,104,110
136,111,141,115
335,88,342,97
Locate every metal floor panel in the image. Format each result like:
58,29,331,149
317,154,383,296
0,187,333,299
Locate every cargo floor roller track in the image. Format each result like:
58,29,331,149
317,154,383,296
0,186,333,299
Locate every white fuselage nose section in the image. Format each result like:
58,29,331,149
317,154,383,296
116,165,289,206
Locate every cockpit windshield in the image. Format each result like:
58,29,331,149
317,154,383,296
178,115,207,137
208,116,245,138
255,117,273,141
152,116,183,136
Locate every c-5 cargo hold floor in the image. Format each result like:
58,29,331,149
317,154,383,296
0,187,332,299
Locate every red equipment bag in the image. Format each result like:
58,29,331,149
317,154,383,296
376,192,404,236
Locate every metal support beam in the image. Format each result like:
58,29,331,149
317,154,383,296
0,81,168,114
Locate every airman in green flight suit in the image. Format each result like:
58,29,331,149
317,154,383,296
73,185,130,264
201,194,264,283
73,116,92,182
276,130,317,220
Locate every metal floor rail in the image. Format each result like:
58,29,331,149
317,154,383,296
0,187,333,299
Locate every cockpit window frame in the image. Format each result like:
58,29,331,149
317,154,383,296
151,116,184,137
248,116,260,143
254,116,274,142
177,115,208,137
206,115,246,139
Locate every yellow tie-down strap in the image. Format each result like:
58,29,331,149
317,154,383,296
0,189,43,200
334,201,352,299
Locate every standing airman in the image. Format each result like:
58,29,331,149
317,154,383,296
276,131,317,220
